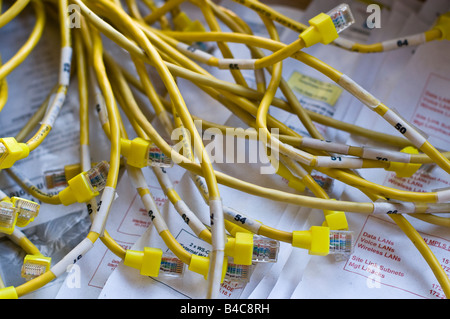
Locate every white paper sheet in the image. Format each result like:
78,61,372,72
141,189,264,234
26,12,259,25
292,35,450,300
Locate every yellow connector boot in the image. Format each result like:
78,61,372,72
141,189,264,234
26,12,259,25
188,254,228,282
293,226,354,257
225,232,254,265
121,137,172,168
299,4,354,47
0,137,29,169
293,226,330,256
0,286,18,299
433,12,450,41
59,161,109,205
124,247,163,277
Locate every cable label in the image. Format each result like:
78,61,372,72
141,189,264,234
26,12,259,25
301,137,350,155
362,147,411,163
41,91,66,127
372,201,416,214
50,237,94,277
381,33,426,51
59,46,73,87
210,199,226,250
223,206,262,234
437,188,450,203
383,109,427,148
218,59,256,70
338,74,380,109
174,200,207,236
176,42,214,64
315,156,363,168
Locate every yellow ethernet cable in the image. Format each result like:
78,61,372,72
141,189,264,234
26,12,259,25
0,0,45,82
24,0,70,153
0,0,30,29
0,55,8,112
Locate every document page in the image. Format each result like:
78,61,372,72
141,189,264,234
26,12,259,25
292,35,450,300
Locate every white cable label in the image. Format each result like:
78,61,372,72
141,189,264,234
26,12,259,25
41,91,66,127
437,188,450,203
301,137,350,155
176,42,214,64
424,203,450,214
94,92,108,126
50,237,94,277
223,206,262,234
333,37,355,49
382,109,427,148
382,33,426,51
142,192,169,233
80,144,91,171
90,186,116,235
59,46,73,87
209,199,226,250
372,201,416,215
338,74,380,109
315,156,363,168
174,200,207,236
128,165,148,189
271,137,313,166
153,166,173,192
218,58,256,70
362,147,411,163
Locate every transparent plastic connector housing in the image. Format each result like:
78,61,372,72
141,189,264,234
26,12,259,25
252,235,279,263
148,143,173,168
0,143,7,162
87,161,110,192
312,172,334,194
0,201,17,233
329,230,354,259
44,168,67,189
159,252,184,277
11,197,40,227
225,260,251,284
21,255,51,281
327,3,355,34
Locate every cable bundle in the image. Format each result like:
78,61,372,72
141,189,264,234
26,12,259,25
0,0,449,299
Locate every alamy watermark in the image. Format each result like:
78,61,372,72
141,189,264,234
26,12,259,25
67,3,383,30
65,264,81,289
68,4,81,29
170,120,280,175
366,263,382,289
366,4,382,29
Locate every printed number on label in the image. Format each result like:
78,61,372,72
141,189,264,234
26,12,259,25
182,213,190,224
63,63,71,73
395,122,407,134
186,46,196,52
397,39,408,47
234,214,247,224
